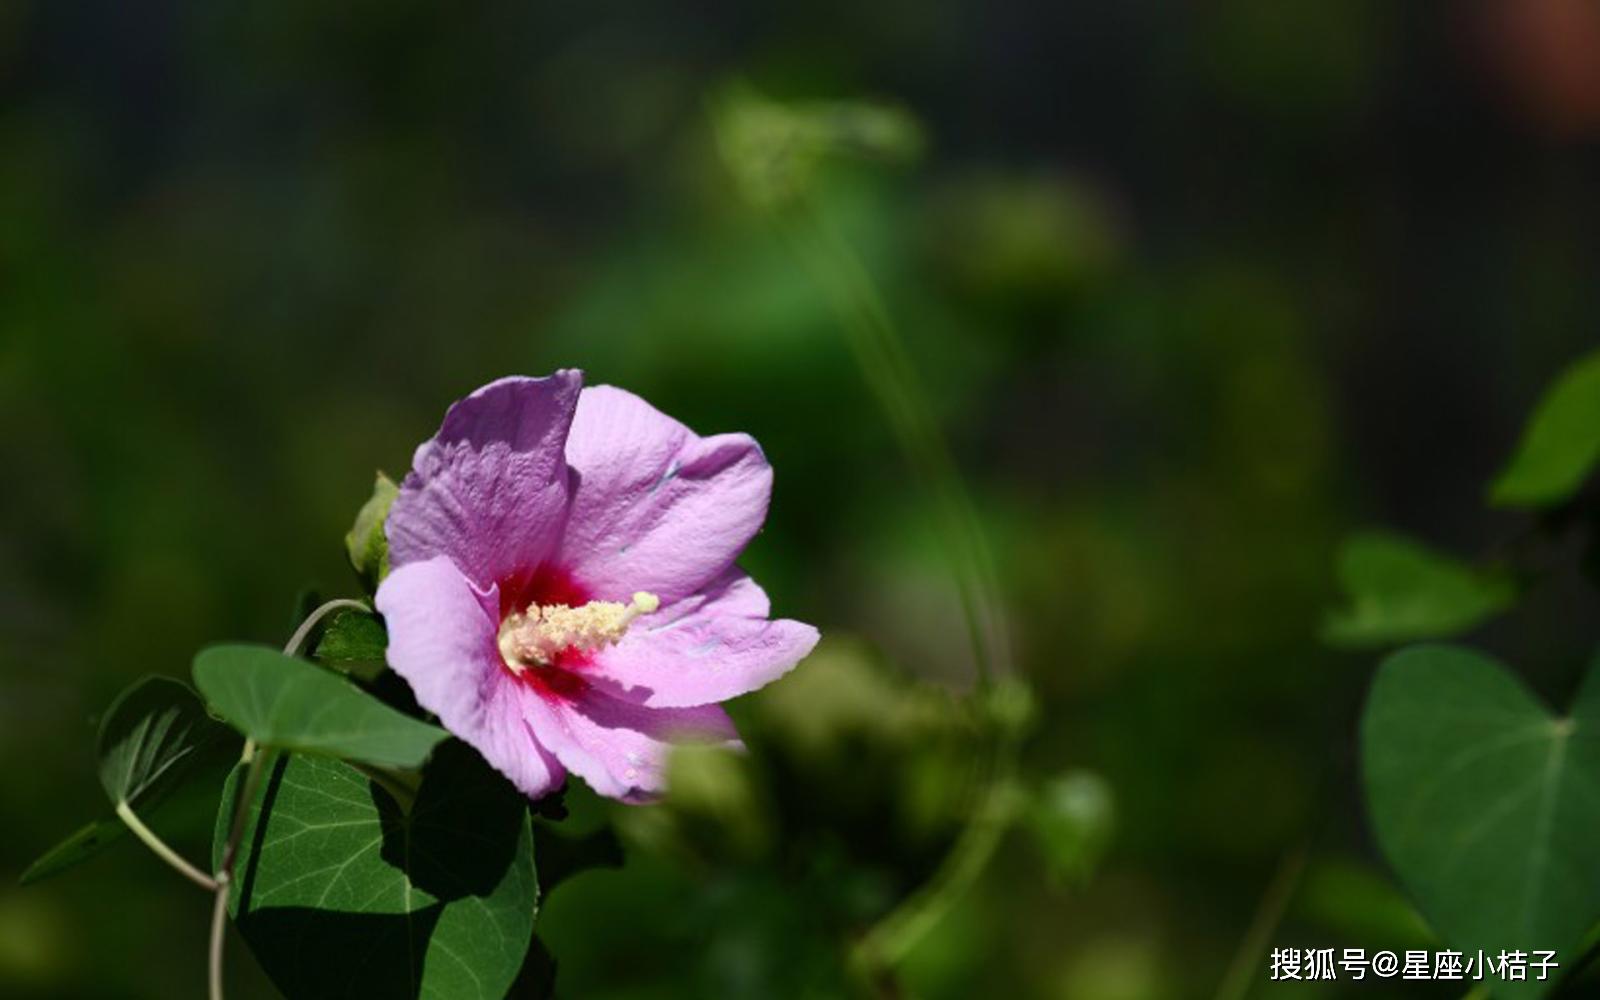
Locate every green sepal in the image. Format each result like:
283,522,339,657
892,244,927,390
346,471,399,591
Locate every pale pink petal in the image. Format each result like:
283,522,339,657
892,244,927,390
525,689,738,803
558,385,771,605
477,669,567,799
375,556,565,798
388,372,582,588
586,570,818,708
650,564,773,620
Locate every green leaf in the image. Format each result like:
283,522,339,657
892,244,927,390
1321,531,1515,647
217,743,537,1000
1491,351,1600,508
1294,857,1432,948
193,644,446,768
346,471,399,590
21,677,229,886
19,819,126,886
311,607,389,682
98,675,228,807
1362,644,1600,999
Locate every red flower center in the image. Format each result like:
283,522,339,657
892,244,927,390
496,564,593,700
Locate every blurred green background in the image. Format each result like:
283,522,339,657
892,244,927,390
6,1,1600,997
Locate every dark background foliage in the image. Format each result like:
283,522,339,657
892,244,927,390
4,2,1600,997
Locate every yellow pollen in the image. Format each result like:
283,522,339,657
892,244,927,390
498,591,659,675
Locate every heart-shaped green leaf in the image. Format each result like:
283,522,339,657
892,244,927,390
312,607,389,681
1323,532,1515,648
99,675,228,807
1362,644,1600,999
194,644,445,768
217,743,537,1000
1491,350,1600,508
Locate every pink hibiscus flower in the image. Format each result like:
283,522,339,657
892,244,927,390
374,371,818,802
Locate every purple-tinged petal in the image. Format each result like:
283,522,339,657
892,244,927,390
559,385,771,605
587,570,818,708
376,556,565,798
525,689,738,803
388,372,582,588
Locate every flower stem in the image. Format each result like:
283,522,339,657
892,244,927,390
776,200,1010,689
209,748,267,1000
767,190,1022,976
113,799,219,891
854,778,1021,970
207,597,367,1000
207,875,230,999
282,598,370,659
1213,843,1308,1000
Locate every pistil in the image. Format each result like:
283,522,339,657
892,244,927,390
498,591,660,675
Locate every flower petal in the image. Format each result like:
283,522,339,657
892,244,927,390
525,689,738,803
559,385,772,604
650,564,774,620
388,372,582,588
587,569,818,708
376,556,565,798
477,671,568,800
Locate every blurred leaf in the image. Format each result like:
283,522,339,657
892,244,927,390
1027,770,1115,885
925,171,1122,303
1491,350,1600,508
18,820,126,886
535,855,854,999
1321,531,1514,647
216,743,536,1000
985,676,1038,735
345,471,398,590
746,635,981,867
1294,857,1432,947
663,745,770,858
1058,936,1176,1000
1362,644,1600,1000
193,644,446,768
713,85,923,209
98,675,227,807
311,607,388,681
754,636,965,753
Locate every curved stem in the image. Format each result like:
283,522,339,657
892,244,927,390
854,775,1020,970
208,597,364,999
114,800,218,891
283,598,370,658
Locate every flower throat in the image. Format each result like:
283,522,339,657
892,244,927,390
497,591,659,675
